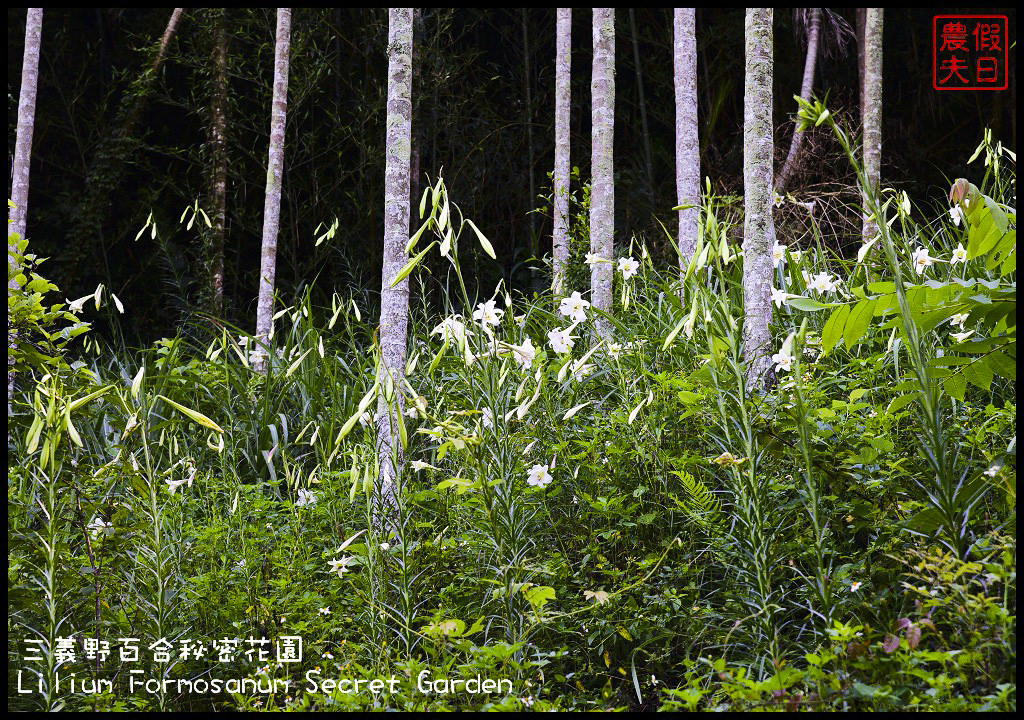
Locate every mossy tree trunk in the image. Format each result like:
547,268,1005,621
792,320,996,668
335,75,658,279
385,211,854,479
253,8,292,374
552,7,572,298
674,8,700,270
590,8,615,338
9,7,43,415
861,8,883,243
376,8,414,530
742,8,775,392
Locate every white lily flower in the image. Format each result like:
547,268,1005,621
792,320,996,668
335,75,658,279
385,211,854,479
431,315,472,345
771,350,794,373
559,291,591,322
770,287,795,308
947,312,969,328
66,294,93,314
526,463,553,488
911,247,939,274
950,243,968,265
772,243,787,268
510,337,536,370
295,488,317,507
949,206,965,227
547,327,575,354
473,299,504,327
808,272,836,294
617,257,640,280
950,330,974,343
585,253,610,267
327,556,356,578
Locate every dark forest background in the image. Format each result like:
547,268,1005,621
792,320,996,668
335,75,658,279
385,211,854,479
7,8,1017,343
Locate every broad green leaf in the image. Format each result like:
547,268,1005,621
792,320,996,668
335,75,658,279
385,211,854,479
943,373,967,401
822,303,851,354
843,298,877,348
523,585,556,610
786,297,836,312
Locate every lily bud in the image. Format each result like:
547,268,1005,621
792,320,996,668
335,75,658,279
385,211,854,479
948,178,970,205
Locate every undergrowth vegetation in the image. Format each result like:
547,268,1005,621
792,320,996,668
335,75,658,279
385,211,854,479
7,116,1016,711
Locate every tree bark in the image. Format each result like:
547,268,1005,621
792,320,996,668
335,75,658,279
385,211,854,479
629,8,654,197
552,8,572,297
253,8,292,373
590,8,615,338
742,8,775,392
376,8,413,530
674,8,700,270
775,8,821,194
9,7,43,415
410,8,424,232
207,8,229,317
861,9,883,243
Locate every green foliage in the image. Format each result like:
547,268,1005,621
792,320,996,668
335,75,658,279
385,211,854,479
8,146,1016,711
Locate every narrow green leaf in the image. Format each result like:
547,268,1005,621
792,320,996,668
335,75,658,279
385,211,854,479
157,395,225,434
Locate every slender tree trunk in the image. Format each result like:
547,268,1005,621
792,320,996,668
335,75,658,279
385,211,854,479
64,8,184,288
775,8,821,194
9,7,43,415
861,9,883,243
410,8,424,232
629,8,654,196
552,8,572,297
590,8,615,338
674,8,700,270
253,8,292,373
742,8,775,392
376,8,413,529
208,9,229,317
